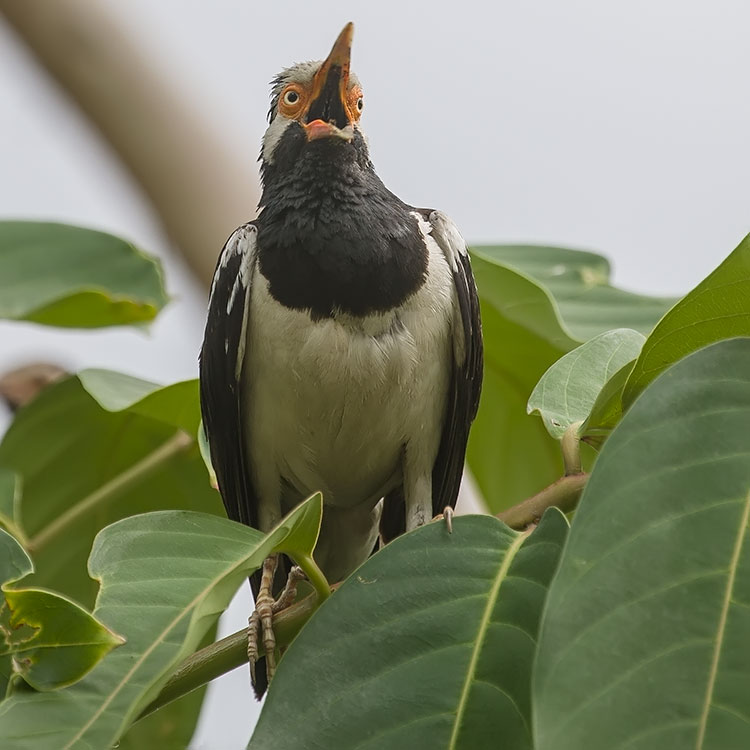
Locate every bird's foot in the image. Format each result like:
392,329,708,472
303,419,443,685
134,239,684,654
272,565,306,613
431,505,454,534
247,554,279,685
247,560,308,687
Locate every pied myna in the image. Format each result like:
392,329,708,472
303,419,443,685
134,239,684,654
199,22,482,696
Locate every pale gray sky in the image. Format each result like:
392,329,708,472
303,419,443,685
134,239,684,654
1,1,749,747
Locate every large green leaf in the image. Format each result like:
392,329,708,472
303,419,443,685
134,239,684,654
250,509,568,750
472,245,675,342
527,328,645,439
0,494,322,750
624,232,750,404
0,373,221,608
0,221,168,327
467,246,673,512
0,528,122,693
533,338,750,750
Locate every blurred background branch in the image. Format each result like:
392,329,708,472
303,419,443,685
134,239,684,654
0,0,259,289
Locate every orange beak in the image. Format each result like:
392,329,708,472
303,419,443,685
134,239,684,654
304,23,355,141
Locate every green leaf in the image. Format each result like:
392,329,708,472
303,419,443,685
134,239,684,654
467,246,673,512
0,372,218,746
1,589,124,692
0,374,222,609
579,358,636,446
250,509,568,750
527,328,645,439
0,528,122,692
0,494,322,750
0,527,30,698
470,250,577,352
624,232,750,405
0,221,168,327
0,529,31,584
576,235,750,448
533,337,750,750
472,245,675,342
78,370,201,436
118,687,208,750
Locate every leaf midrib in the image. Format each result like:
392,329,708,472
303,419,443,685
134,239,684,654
694,489,750,749
62,533,275,749
447,528,529,749
28,431,191,553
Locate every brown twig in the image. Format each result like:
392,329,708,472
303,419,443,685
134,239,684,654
496,473,588,529
0,363,67,411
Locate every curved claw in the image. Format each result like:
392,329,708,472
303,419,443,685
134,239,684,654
431,505,454,534
443,505,454,534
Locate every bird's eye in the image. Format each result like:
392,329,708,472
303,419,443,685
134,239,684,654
283,90,300,106
356,97,364,112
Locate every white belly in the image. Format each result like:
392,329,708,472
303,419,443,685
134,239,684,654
244,240,455,519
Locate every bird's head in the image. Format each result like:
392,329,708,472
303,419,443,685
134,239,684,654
260,23,367,173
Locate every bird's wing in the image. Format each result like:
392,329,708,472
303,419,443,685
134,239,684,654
425,210,484,515
199,223,259,528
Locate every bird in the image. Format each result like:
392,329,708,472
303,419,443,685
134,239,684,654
199,22,482,697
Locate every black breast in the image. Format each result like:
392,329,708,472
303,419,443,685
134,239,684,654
256,126,428,319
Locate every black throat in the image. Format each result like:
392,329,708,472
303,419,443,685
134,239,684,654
256,124,428,319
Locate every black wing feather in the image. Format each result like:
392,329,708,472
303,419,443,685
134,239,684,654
199,223,258,528
427,210,483,516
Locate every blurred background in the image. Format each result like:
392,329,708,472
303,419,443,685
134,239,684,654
0,1,748,746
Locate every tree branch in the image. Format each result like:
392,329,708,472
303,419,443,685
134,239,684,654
496,473,588,529
137,588,324,721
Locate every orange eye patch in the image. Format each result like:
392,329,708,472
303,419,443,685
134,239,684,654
278,84,307,118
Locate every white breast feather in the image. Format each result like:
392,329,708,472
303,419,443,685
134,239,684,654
244,217,457,512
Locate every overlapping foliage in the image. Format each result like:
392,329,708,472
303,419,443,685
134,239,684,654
0,220,748,749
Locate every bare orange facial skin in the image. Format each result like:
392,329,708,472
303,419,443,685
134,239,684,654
278,81,363,125
278,83,308,119
346,85,364,123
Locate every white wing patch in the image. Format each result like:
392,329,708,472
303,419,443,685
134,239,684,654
232,226,256,381
413,210,467,364
211,224,258,381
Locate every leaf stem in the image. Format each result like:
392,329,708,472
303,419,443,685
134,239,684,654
27,431,192,553
496,473,588,529
561,421,584,476
293,552,331,603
